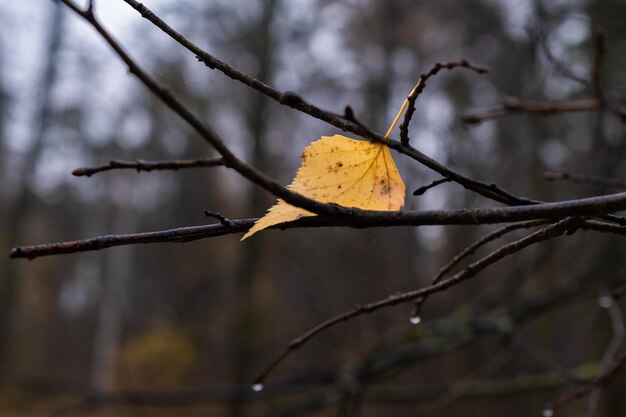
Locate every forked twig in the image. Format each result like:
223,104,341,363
399,59,489,145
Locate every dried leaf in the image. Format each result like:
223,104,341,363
242,134,405,240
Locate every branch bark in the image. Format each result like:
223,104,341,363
11,191,626,259
72,157,225,177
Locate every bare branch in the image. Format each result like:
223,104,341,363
56,0,394,222
118,0,557,209
72,157,225,177
253,217,582,385
113,1,626,224
203,210,234,229
399,59,489,145
462,98,602,124
121,0,370,137
10,219,254,260
22,278,609,415
413,177,452,196
11,192,626,259
546,350,626,411
543,171,626,189
411,220,550,319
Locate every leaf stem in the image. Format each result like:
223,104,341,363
384,80,422,140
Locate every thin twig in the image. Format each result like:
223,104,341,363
28,279,609,415
543,171,626,189
12,192,626,259
72,157,225,177
582,220,626,235
118,0,558,209
532,26,589,86
203,210,233,229
343,106,376,138
410,220,550,319
546,349,626,411
413,177,452,196
115,0,626,228
253,217,582,385
399,59,489,145
462,98,602,124
10,220,254,260
122,0,369,137
58,0,374,225
67,0,575,239
86,0,95,16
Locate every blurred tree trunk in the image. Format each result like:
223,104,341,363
90,202,137,392
0,3,64,371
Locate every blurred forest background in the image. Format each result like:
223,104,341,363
1,0,626,416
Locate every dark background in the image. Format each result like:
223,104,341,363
1,0,626,416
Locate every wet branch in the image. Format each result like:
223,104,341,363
252,217,582,385
410,219,550,319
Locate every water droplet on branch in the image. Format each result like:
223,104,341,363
598,296,613,309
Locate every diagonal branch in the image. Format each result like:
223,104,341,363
410,219,550,319
56,0,391,222
546,349,626,412
253,217,582,385
118,0,550,209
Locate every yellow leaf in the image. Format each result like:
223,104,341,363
241,134,405,240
